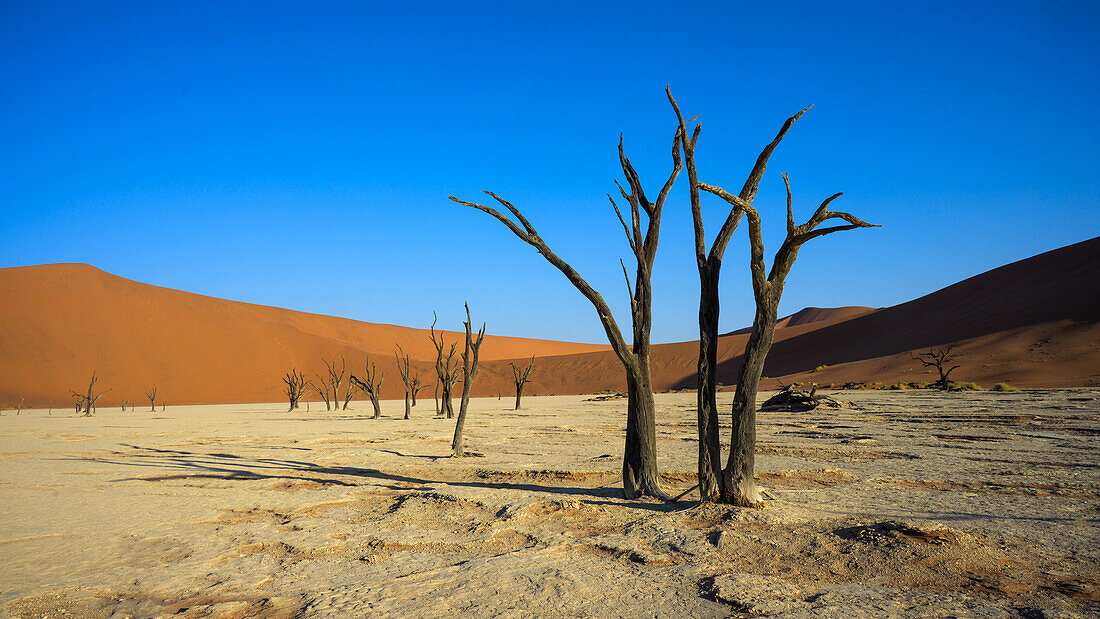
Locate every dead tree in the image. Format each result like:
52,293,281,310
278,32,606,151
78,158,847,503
71,372,111,416
694,108,877,505
453,303,486,457
350,356,384,419
342,378,359,410
912,347,960,390
410,372,425,407
145,385,158,412
509,356,535,410
430,313,462,419
450,109,682,499
312,371,331,410
317,355,347,412
17,397,24,415
670,88,798,501
282,368,311,412
395,345,416,419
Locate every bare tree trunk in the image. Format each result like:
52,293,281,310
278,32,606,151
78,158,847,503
404,393,411,419
453,303,486,457
621,362,663,498
696,275,724,501
514,387,523,411
724,302,777,505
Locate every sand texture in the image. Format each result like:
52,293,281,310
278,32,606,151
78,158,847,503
2,390,1097,617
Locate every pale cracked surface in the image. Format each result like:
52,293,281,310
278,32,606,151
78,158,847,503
1,389,1098,617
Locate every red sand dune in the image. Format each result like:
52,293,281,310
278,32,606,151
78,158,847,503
1,237,1097,408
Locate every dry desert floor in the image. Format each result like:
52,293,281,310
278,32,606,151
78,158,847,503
1,390,1098,617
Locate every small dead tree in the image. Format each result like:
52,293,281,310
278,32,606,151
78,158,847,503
319,355,347,411
694,118,877,506
71,372,111,416
912,347,960,390
450,112,682,498
509,356,535,410
430,312,462,419
282,368,311,412
342,378,359,410
17,397,24,415
395,345,416,419
145,386,158,412
312,371,331,410
350,356,384,419
453,303,486,457
410,373,424,407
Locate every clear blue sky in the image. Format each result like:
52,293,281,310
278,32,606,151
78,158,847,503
2,1,1097,343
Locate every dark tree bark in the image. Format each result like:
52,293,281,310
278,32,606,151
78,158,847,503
350,356,384,419
430,313,462,419
912,347,960,390
282,368,311,412
145,385,157,412
509,356,535,410
453,303,486,457
451,114,681,499
701,160,877,506
669,88,808,502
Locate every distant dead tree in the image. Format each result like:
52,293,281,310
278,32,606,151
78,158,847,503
430,313,462,419
120,399,127,412
509,356,535,410
395,345,416,419
453,303,486,457
411,373,424,407
451,105,683,499
17,397,24,415
912,347,960,390
145,386,158,412
312,370,331,410
672,90,877,505
71,372,111,416
350,356,384,419
341,377,359,410
315,355,348,412
282,368,311,412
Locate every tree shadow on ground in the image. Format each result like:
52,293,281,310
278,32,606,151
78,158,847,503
72,444,689,513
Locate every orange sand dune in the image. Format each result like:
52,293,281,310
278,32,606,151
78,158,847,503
1,237,1096,408
0,264,606,407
